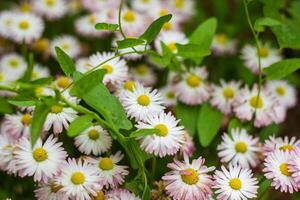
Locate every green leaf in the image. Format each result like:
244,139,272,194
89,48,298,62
175,102,200,137
264,59,300,80
140,14,172,44
254,17,281,32
30,102,51,146
259,123,279,141
176,43,211,59
228,118,243,133
8,96,36,107
197,103,223,147
0,97,14,114
71,70,105,98
55,47,76,76
129,129,159,138
116,38,146,49
21,53,34,82
257,179,271,199
125,139,152,169
95,23,119,31
31,77,53,85
146,50,168,67
67,115,94,137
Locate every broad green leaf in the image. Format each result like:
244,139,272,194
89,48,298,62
257,179,271,199
254,17,281,32
197,104,223,147
264,59,300,80
8,96,36,107
175,102,200,137
67,115,94,137
125,139,152,169
0,97,14,114
228,118,243,133
176,43,211,59
129,129,159,138
21,53,34,82
259,123,279,141
140,14,172,44
95,23,119,31
55,47,76,76
30,102,51,146
146,50,168,67
116,38,145,49
31,77,53,85
71,70,105,98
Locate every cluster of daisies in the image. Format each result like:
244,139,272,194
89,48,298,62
0,0,299,200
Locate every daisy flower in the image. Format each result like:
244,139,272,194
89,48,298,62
233,85,281,127
88,151,129,188
0,11,15,38
9,13,44,44
32,38,50,54
53,76,73,91
167,0,195,21
266,80,297,109
263,136,300,155
74,125,112,156
81,0,119,12
14,135,67,183
34,181,68,200
32,64,50,80
173,67,210,105
263,150,298,193
106,188,141,200
136,112,185,157
155,31,188,54
88,52,128,86
217,128,261,168
2,112,33,138
0,53,27,79
120,84,165,121
51,35,80,58
160,84,177,107
180,130,196,157
131,0,160,12
56,158,102,200
130,64,156,86
162,154,215,200
0,132,18,174
288,148,300,187
44,104,78,134
213,165,259,200
35,86,55,97
32,0,68,20
75,57,92,73
211,33,237,56
210,80,241,115
241,42,282,74
18,2,33,13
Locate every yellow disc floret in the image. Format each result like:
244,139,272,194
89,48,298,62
229,178,242,190
155,124,168,137
19,20,30,30
32,147,48,162
51,105,63,114
249,96,264,109
235,142,248,153
123,10,136,22
181,168,199,185
99,157,113,170
71,171,85,185
137,94,150,106
280,163,291,176
223,87,234,100
88,129,100,140
186,74,201,88
279,144,294,152
102,65,113,74
258,47,269,58
21,113,32,126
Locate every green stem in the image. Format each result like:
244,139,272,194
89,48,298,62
151,157,157,178
0,84,18,92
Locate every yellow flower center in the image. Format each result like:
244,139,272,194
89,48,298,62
9,59,19,68
123,10,136,22
21,113,32,126
136,65,148,75
167,42,177,52
235,142,248,153
154,124,168,137
89,15,96,24
249,96,264,109
32,147,48,162
163,22,173,31
223,87,234,100
0,73,3,81
33,38,49,52
92,191,106,200
137,94,150,106
229,178,242,190
159,9,168,16
279,144,293,152
123,80,136,91
174,0,185,9
35,87,44,95
102,65,113,74
186,75,201,88
88,129,100,140
19,20,30,30
50,184,63,193
20,3,32,12
61,42,70,51
166,91,175,99
258,47,269,58
99,157,113,170
216,34,228,44
180,168,199,185
32,71,39,79
280,163,291,176
56,76,71,89
71,171,85,185
51,105,63,114
46,0,56,6
276,86,286,96
142,0,150,3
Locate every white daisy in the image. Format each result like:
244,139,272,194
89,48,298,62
88,52,128,86
120,84,165,121
162,154,215,200
2,112,33,138
88,151,129,189
53,76,73,91
32,38,51,54
106,188,141,200
74,125,112,156
130,64,156,86
155,31,188,54
173,67,210,105
34,181,68,200
14,135,67,183
17,2,33,13
263,150,298,193
81,0,119,12
32,64,50,80
32,0,68,20
44,104,78,134
0,53,27,79
136,112,185,157
51,35,81,58
0,132,18,174
213,165,259,200
0,11,15,38
166,0,195,22
56,158,102,200
241,42,282,74
75,57,92,73
160,84,177,107
210,80,241,114
34,86,55,97
288,148,300,187
131,0,160,12
263,136,300,155
180,130,196,157
9,13,44,44
211,33,237,56
217,128,261,168
115,80,138,99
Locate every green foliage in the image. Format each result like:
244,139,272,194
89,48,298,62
116,38,146,49
8,95,36,107
254,17,281,32
259,123,279,141
264,59,300,80
197,103,223,147
129,129,159,138
176,43,211,59
55,47,76,76
0,96,14,114
95,23,119,31
21,53,34,82
67,115,94,137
